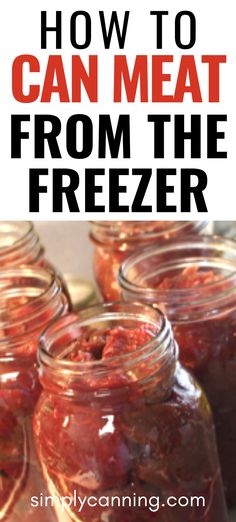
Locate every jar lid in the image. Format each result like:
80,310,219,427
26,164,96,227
63,274,97,309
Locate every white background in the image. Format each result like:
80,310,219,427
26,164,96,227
0,0,235,220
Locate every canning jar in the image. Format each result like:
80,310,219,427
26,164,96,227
33,302,227,522
119,235,236,506
0,221,48,267
90,221,210,301
0,266,68,522
0,221,71,305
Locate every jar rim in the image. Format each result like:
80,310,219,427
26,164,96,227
0,265,64,348
0,221,41,264
90,220,208,246
39,301,174,373
0,221,33,250
119,235,236,320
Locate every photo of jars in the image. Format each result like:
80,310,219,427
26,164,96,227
0,220,236,522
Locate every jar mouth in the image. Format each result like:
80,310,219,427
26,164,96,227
0,266,64,348
0,221,33,248
90,220,207,247
0,221,41,264
39,302,173,373
119,236,236,320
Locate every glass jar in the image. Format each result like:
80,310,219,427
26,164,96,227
90,221,210,301
119,235,236,506
0,221,46,266
0,221,71,305
33,302,227,522
0,266,69,522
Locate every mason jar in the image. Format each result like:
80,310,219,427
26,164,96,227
0,221,71,305
33,302,227,522
0,221,48,266
90,221,211,301
0,266,68,521
119,235,236,506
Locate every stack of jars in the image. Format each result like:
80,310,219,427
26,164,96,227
1,220,234,522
